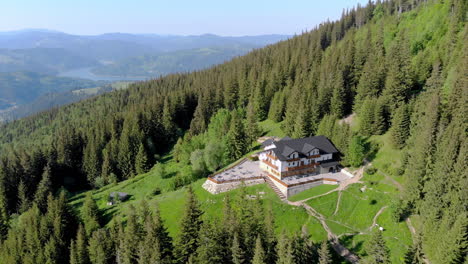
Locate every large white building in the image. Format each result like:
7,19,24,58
259,136,340,180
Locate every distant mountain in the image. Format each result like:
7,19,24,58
0,30,289,62
0,48,98,75
0,71,105,109
92,46,254,77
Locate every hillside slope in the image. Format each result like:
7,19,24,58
0,1,466,263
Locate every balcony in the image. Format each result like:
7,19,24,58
262,159,278,170
266,153,278,160
285,163,318,172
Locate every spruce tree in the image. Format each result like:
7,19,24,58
252,235,266,264
225,111,248,162
135,143,150,175
347,136,366,167
318,240,332,264
246,102,261,148
17,180,30,214
359,98,376,136
382,33,413,114
331,74,346,118
35,164,53,212
0,175,9,241
232,232,245,264
88,229,112,264
70,225,89,264
390,104,410,149
276,232,293,264
365,230,389,264
82,192,100,236
174,186,204,264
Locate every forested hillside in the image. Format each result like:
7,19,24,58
0,0,466,263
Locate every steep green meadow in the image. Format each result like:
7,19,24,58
69,118,413,262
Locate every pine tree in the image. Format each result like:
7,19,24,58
82,192,100,236
276,232,293,264
70,225,89,264
252,235,266,264
246,102,261,148
331,74,346,118
35,164,53,212
118,205,141,264
231,232,245,264
135,143,150,175
359,98,376,136
347,136,366,167
382,33,413,114
17,179,30,214
318,240,332,264
0,174,9,241
365,230,389,264
292,97,312,138
390,104,410,149
174,186,204,264
225,111,248,162
88,229,112,264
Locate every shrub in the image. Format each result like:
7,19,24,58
365,167,377,175
152,187,161,196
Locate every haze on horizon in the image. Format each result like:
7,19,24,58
2,0,369,36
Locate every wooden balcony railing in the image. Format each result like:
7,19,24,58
285,163,318,172
262,159,278,170
266,153,278,160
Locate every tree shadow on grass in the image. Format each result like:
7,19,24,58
339,234,365,256
364,138,379,162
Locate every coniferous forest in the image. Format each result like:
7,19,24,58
0,0,466,263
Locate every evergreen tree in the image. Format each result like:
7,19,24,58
0,174,9,241
389,104,410,149
88,229,112,264
35,164,53,212
383,33,413,113
404,234,424,264
318,240,332,264
246,102,261,148
347,136,366,167
17,179,30,214
292,97,312,138
118,205,141,264
359,98,376,136
135,143,150,175
70,225,89,264
82,192,100,236
225,111,248,162
365,230,389,264
252,235,266,264
276,232,294,264
331,74,346,118
232,232,245,264
174,186,204,264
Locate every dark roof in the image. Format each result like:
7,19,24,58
318,161,340,168
261,138,275,147
110,192,128,198
270,136,338,161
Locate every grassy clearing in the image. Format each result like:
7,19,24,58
259,119,285,137
288,185,338,202
306,191,339,218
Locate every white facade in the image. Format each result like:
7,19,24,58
259,142,333,178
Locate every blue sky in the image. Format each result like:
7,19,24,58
1,0,369,36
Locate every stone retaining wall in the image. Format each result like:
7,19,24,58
202,178,265,194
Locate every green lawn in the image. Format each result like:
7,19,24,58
288,185,338,202
259,119,286,137
306,191,339,218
